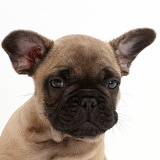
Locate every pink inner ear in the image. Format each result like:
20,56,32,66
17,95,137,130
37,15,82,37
27,46,43,66
115,40,138,74
116,49,130,74
15,46,43,73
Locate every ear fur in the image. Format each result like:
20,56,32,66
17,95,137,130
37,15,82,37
109,28,156,76
2,30,53,75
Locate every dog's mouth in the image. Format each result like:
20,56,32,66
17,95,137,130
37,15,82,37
65,122,104,137
46,90,118,138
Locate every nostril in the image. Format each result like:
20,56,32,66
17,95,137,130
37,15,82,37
91,98,97,107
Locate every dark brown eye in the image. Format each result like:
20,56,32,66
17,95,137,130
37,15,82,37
107,80,119,89
50,79,64,88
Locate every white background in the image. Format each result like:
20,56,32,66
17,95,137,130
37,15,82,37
0,0,160,159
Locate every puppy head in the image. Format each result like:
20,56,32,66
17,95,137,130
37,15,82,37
2,29,156,140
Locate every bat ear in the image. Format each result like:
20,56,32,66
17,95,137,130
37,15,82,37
2,30,53,75
109,28,156,76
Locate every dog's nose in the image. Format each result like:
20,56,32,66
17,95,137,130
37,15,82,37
81,97,97,112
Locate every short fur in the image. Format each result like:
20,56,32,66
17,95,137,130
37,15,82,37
0,28,156,160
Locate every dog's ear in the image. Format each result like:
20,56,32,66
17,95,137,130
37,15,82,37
2,30,53,75
109,28,156,76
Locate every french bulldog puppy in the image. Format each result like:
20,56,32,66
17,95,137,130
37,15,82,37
0,28,156,160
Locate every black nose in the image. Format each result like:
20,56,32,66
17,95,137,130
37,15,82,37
81,97,97,112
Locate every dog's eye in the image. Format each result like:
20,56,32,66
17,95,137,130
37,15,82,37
50,79,64,88
107,80,119,89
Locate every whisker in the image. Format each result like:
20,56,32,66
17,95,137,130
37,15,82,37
16,92,34,98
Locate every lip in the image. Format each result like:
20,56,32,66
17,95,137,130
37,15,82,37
64,121,105,138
